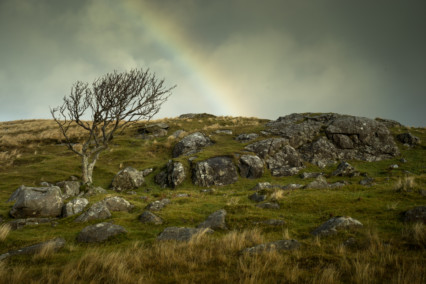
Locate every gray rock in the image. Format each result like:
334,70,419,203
83,186,107,197
142,168,154,177
249,192,267,202
239,155,264,179
76,222,127,243
139,211,163,225
0,238,66,261
312,216,363,236
172,132,213,157
242,239,300,254
389,164,399,169
375,118,402,128
251,182,274,191
138,123,169,138
197,209,227,230
104,196,133,212
56,181,80,199
192,157,238,187
299,137,339,168
155,160,186,188
300,172,323,179
281,183,304,190
235,133,259,143
396,133,420,146
111,167,145,192
179,113,216,119
359,178,375,186
304,176,329,189
157,227,214,242
9,186,63,218
40,182,51,187
74,201,111,222
271,167,301,177
329,181,349,188
332,161,358,177
256,202,280,209
62,197,89,217
8,218,56,230
403,206,426,223
215,129,233,135
146,199,171,211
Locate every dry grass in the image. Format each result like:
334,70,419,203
0,149,21,166
394,176,417,192
270,189,286,201
0,223,11,241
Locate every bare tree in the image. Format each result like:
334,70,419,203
51,69,175,184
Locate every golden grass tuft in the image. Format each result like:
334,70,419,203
0,224,11,241
394,176,417,192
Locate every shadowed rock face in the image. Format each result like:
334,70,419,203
9,186,63,218
238,155,264,179
76,222,127,243
172,132,213,157
197,209,227,230
192,157,238,187
155,160,186,188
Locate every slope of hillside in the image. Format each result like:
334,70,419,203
0,113,425,283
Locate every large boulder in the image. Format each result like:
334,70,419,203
9,186,63,218
172,132,213,157
157,227,213,242
0,238,66,261
245,138,304,176
74,201,111,222
242,239,300,254
56,181,80,199
76,222,127,243
155,160,186,188
238,155,264,179
104,196,133,212
312,216,363,236
62,197,89,217
111,167,145,192
197,209,227,230
192,157,238,187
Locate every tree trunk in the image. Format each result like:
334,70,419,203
82,156,94,184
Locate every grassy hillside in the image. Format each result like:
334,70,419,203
0,115,425,283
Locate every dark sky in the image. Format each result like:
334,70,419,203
0,0,425,126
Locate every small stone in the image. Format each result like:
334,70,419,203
146,199,171,211
359,178,375,186
214,129,233,135
139,211,163,225
77,222,127,243
304,176,329,189
235,133,259,142
300,172,323,179
312,216,363,236
249,192,267,202
389,164,399,169
157,227,214,242
104,196,134,212
74,201,111,222
197,209,227,230
175,193,190,198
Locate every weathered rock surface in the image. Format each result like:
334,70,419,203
332,161,358,177
312,216,363,236
197,209,227,230
245,138,304,176
397,133,421,146
145,199,171,211
251,182,275,191
172,132,213,157
242,239,300,254
402,206,426,223
111,167,145,192
56,181,80,199
104,196,133,212
249,192,267,202
76,222,127,243
83,186,107,197
139,211,163,225
236,133,259,143
256,202,280,209
299,137,339,168
157,227,213,242
192,157,238,186
281,183,304,190
155,160,186,188
0,238,66,261
8,218,57,230
74,201,111,222
62,198,89,217
238,155,264,179
304,176,329,189
9,186,63,218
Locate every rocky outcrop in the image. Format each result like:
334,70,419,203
62,198,89,217
397,133,421,146
9,186,63,218
402,206,426,223
238,155,264,179
312,216,363,236
157,227,213,242
111,167,145,192
192,157,238,186
172,132,213,157
299,137,339,168
76,222,127,243
56,181,80,199
139,211,163,225
242,239,300,254
104,196,133,212
155,160,186,188
245,138,304,176
197,209,227,230
74,201,111,222
0,238,66,261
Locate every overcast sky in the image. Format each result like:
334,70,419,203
0,0,425,126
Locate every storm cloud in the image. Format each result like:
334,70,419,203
0,0,425,126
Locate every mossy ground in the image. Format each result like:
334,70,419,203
0,115,425,283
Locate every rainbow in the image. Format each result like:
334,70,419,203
121,1,241,116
